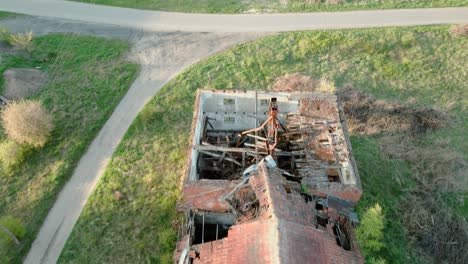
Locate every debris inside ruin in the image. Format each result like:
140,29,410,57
175,90,364,263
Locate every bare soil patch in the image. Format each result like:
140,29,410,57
3,68,47,100
450,24,468,37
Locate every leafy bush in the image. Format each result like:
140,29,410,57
1,100,53,147
0,216,26,245
356,203,385,257
0,140,28,172
8,31,34,52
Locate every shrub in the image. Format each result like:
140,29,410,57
0,216,26,245
0,140,27,172
450,24,468,37
356,203,385,257
1,100,53,147
7,31,34,52
0,27,11,42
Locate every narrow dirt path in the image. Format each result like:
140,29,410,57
0,0,467,32
1,16,265,264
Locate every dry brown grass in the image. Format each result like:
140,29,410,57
8,31,34,52
340,86,449,135
450,24,468,37
1,100,53,147
270,73,335,92
298,81,467,261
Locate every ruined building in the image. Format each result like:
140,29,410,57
174,90,364,263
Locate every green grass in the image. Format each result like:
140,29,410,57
0,12,16,20
353,136,420,263
72,0,468,13
60,25,467,263
0,34,138,263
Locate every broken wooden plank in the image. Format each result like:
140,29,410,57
246,134,267,141
195,144,256,154
221,176,250,201
198,150,241,166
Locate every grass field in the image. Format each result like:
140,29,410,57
0,34,138,263
72,0,468,13
0,12,16,20
60,26,467,263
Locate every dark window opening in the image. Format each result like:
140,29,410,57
224,98,235,105
315,202,324,210
224,116,235,123
260,99,269,106
332,223,351,250
316,213,328,227
319,138,329,143
277,155,291,171
300,193,313,203
327,169,341,183
193,223,230,244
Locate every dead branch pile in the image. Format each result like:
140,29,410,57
403,193,468,264
299,98,337,119
340,88,449,135
378,135,467,192
269,75,467,262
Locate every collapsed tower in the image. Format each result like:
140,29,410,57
175,90,364,263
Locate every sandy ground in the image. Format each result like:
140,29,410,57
1,0,467,32
1,16,266,264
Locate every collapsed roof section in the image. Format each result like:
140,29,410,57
184,90,361,201
176,90,364,264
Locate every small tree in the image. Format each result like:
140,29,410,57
356,203,385,257
1,100,53,147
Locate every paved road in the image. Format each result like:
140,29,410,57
0,1,466,264
0,0,467,32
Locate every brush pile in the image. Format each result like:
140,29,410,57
269,74,467,263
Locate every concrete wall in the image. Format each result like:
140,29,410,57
189,90,300,180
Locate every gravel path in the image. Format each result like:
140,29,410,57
1,16,265,264
0,0,467,32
